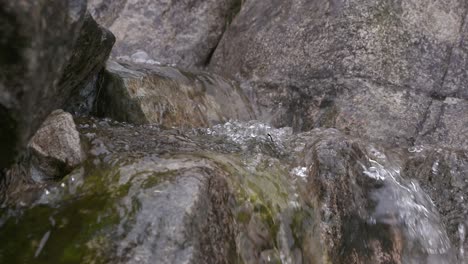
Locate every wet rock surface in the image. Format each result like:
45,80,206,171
1,119,467,263
89,0,241,68
210,0,468,148
96,60,255,128
1,0,468,263
62,13,116,116
299,130,464,263
28,110,85,181
404,147,468,261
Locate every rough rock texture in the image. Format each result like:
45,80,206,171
0,0,86,168
96,60,255,128
87,0,127,28
89,0,241,68
61,13,116,116
28,110,85,180
210,0,468,148
0,3,115,169
415,97,468,149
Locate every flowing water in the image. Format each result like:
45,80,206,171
0,119,466,263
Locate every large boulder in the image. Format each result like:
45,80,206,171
0,0,86,168
210,0,468,148
0,2,115,169
88,0,241,68
96,60,255,128
0,155,237,263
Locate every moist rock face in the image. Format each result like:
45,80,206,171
28,110,85,181
1,119,465,263
1,0,468,264
61,13,116,116
210,0,468,148
403,147,468,260
96,60,255,128
88,0,241,68
0,2,114,169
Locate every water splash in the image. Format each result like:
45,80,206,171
290,166,308,179
205,120,293,145
459,223,466,259
363,152,454,261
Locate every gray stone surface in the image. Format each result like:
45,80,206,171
89,0,241,68
416,97,468,149
62,13,116,116
28,110,85,180
0,3,115,169
0,0,86,168
96,60,255,128
88,0,127,28
210,0,468,148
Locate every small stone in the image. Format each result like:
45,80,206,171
28,110,85,180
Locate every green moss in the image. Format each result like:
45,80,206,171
0,157,156,263
236,211,251,223
0,194,120,263
0,148,312,263
192,152,293,253
141,170,175,189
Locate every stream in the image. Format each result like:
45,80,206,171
0,118,466,263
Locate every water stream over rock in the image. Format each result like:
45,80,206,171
1,118,466,263
2,1,468,263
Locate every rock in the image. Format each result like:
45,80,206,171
0,155,237,263
63,12,116,116
96,60,255,127
0,118,465,263
88,0,242,68
210,0,468,147
416,97,468,149
0,3,115,169
298,129,456,263
87,0,127,28
298,129,404,263
0,0,86,168
28,110,85,180
332,79,432,147
130,51,151,62
0,118,242,263
403,147,468,260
